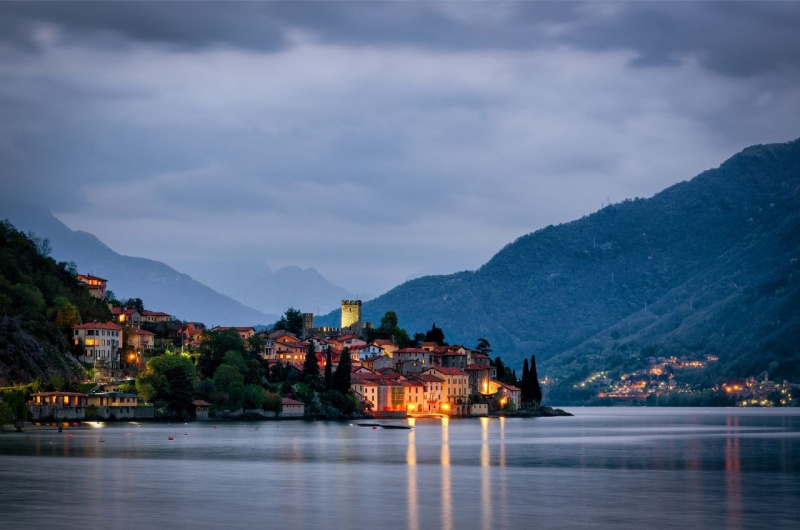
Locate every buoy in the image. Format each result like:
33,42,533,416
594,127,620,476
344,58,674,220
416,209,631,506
372,426,377,430
168,436,174,440
67,434,73,439
183,433,187,436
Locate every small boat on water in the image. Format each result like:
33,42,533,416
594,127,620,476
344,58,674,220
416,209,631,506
356,422,413,430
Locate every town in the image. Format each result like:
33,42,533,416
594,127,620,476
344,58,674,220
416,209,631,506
15,273,548,425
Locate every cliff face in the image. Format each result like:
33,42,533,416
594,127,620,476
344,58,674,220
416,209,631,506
346,139,800,381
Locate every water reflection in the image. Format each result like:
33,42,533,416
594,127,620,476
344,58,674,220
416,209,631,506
441,417,452,530
725,416,741,530
407,419,418,530
480,417,492,530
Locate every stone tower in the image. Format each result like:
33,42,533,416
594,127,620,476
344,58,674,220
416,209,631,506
341,300,362,330
302,313,314,338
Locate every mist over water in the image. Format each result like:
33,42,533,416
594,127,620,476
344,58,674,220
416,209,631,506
2,408,799,529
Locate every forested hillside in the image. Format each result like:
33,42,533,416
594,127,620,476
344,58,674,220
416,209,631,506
331,139,800,383
0,221,111,385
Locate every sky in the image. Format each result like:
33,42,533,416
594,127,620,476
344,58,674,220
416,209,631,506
1,1,800,296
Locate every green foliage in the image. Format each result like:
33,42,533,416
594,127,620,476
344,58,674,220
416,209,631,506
263,392,282,414
424,323,446,346
243,384,267,410
273,307,304,336
301,342,318,383
0,220,110,385
347,139,800,384
367,311,412,347
142,354,196,416
475,338,492,356
0,390,28,431
332,347,352,395
195,329,246,378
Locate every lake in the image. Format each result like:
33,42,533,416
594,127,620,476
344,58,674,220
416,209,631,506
1,408,799,529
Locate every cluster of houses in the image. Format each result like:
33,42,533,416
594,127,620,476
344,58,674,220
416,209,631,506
218,326,522,416
67,275,522,418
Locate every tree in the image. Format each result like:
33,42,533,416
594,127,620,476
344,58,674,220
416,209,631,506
424,323,446,346
243,384,267,410
332,347,352,394
367,310,412,347
123,298,145,313
273,307,304,337
302,342,318,383
270,361,286,383
530,355,543,404
521,358,532,401
196,329,246,378
53,297,80,327
475,338,492,357
0,391,28,432
145,354,196,416
324,346,333,391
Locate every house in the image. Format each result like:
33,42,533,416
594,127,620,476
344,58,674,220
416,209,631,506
111,307,142,327
213,326,255,342
87,392,139,419
192,400,212,420
76,273,107,299
423,367,470,416
357,344,384,360
128,328,155,351
281,398,305,417
73,322,123,366
29,392,87,421
140,310,172,323
362,354,394,372
494,381,522,410
402,379,425,414
416,373,444,413
373,339,399,358
394,348,432,368
466,364,494,396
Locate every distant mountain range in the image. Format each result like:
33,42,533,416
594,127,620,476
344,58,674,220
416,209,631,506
0,203,276,327
318,139,800,383
195,263,371,317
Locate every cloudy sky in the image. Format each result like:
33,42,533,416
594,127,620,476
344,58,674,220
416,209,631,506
2,1,799,296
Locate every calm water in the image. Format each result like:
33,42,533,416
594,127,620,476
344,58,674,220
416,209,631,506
1,408,799,529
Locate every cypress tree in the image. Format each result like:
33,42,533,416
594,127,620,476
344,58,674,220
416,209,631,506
302,341,318,382
333,347,352,394
530,355,543,404
521,358,531,401
324,346,333,390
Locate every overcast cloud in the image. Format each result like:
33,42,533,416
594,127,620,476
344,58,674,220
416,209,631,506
1,1,799,295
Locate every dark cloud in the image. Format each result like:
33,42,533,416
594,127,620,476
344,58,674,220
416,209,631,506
1,1,799,295
3,2,799,78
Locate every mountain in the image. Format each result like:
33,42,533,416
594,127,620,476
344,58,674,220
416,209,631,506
0,220,112,385
0,203,276,327
320,139,800,383
194,262,371,316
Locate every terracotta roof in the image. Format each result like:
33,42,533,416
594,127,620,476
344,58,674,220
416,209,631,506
395,348,428,354
496,381,521,392
77,274,107,282
427,367,468,376
282,398,304,406
192,400,212,407
31,392,86,397
141,310,171,317
135,329,156,336
111,307,139,315
466,364,491,371
73,322,122,331
417,374,444,383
